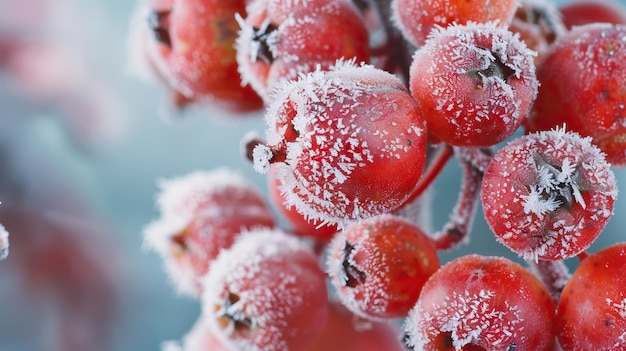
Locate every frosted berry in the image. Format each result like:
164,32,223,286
252,61,428,228
526,23,626,166
326,214,440,320
143,169,275,296
481,128,617,261
235,0,369,101
556,242,626,351
409,22,538,147
202,228,328,351
405,254,556,351
392,0,519,47
142,0,263,112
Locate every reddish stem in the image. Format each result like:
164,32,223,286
243,137,287,164
397,143,454,212
454,146,494,172
527,259,571,302
432,157,483,251
577,251,589,261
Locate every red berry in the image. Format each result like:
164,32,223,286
409,22,538,147
556,242,626,351
392,0,519,47
162,316,231,351
526,23,626,166
202,228,328,351
509,0,566,62
235,0,370,101
143,0,263,112
559,0,626,29
268,164,338,241
144,169,275,296
309,301,407,351
405,254,556,351
326,214,440,320
481,129,617,261
253,61,428,228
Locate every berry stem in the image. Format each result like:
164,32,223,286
527,259,571,302
577,251,589,261
432,156,483,251
397,143,454,212
244,137,287,164
454,146,494,172
368,0,413,84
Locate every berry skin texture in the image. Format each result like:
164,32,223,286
481,129,617,261
143,169,275,297
526,23,626,167
254,61,428,228
391,0,519,47
405,254,556,351
556,242,626,351
409,22,538,147
145,0,263,112
202,229,328,351
326,214,440,320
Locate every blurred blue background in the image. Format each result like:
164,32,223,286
0,0,625,350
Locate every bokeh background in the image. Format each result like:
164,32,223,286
0,0,625,350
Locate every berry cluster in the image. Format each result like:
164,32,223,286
134,0,626,349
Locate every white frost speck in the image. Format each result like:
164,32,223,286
0,224,8,260
252,144,274,174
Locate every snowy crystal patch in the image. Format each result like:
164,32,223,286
407,289,524,350
155,168,256,217
521,156,586,215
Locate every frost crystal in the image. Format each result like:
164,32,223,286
0,224,8,260
521,156,586,215
252,144,273,174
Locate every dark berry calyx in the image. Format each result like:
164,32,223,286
341,241,366,288
148,9,172,47
251,21,278,64
468,48,516,88
216,292,256,333
522,153,586,215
